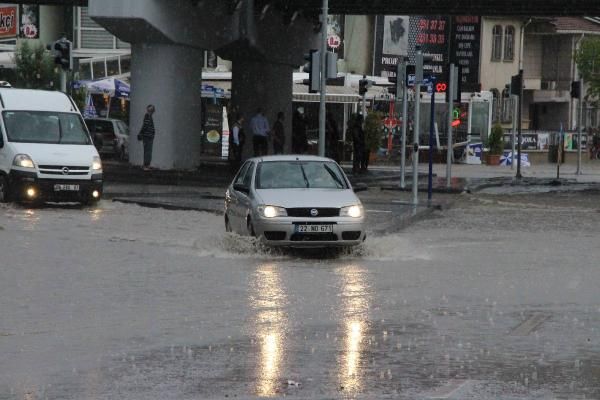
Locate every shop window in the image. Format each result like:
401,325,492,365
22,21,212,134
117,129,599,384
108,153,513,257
78,61,92,81
120,56,131,75
92,60,106,80
504,26,515,61
491,25,503,61
106,58,120,77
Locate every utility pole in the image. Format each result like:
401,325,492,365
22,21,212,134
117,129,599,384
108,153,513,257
428,79,436,203
318,0,328,157
412,48,424,206
399,59,408,189
576,77,584,175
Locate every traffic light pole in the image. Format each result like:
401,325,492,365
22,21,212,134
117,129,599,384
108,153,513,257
318,0,328,157
446,63,455,188
400,62,408,189
576,77,583,175
428,82,436,204
60,69,67,93
516,69,523,179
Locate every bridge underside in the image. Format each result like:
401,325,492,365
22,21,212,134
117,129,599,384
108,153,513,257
17,0,600,16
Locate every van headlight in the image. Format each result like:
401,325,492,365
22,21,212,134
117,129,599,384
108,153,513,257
257,205,287,218
340,204,363,218
92,156,102,171
13,154,35,169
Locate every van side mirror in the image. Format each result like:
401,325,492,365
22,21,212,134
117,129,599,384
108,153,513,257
233,183,249,194
0,134,3,148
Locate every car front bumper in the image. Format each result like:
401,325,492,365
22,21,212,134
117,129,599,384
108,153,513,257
253,217,366,247
8,170,103,203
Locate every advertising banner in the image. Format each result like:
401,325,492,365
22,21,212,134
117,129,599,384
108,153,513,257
374,15,450,85
203,103,223,156
0,5,17,39
19,4,39,39
450,16,481,93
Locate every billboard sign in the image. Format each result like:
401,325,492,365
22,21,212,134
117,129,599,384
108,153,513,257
450,16,481,93
0,5,17,39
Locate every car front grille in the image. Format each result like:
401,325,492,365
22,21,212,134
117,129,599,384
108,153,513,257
286,207,339,217
290,233,338,242
38,165,90,176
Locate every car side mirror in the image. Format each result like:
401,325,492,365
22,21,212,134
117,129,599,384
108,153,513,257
0,135,3,148
233,183,249,194
353,183,368,192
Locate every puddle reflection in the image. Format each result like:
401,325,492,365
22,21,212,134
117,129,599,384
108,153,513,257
250,263,288,397
337,264,371,393
21,209,39,231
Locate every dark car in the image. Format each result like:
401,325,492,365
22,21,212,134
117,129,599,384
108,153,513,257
85,118,129,160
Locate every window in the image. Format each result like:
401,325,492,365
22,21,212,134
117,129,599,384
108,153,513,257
73,7,130,51
491,25,503,61
256,161,348,190
491,89,500,123
504,26,515,61
501,88,513,123
4,111,91,145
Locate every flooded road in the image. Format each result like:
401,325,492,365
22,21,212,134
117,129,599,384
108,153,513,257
1,192,599,399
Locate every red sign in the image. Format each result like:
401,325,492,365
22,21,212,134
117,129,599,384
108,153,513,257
383,117,399,130
327,34,341,49
0,6,17,38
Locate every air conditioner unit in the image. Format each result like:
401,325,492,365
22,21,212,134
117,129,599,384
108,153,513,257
541,80,557,90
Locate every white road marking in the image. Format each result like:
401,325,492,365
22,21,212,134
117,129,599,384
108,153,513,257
366,209,393,213
426,379,470,398
510,313,550,336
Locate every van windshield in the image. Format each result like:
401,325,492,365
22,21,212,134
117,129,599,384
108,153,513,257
3,111,91,145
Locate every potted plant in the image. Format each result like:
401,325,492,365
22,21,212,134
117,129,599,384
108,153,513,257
486,123,505,165
364,111,384,165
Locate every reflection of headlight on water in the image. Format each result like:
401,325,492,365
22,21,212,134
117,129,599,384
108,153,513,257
346,320,363,378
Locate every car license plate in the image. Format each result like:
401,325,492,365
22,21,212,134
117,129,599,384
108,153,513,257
296,224,333,233
54,184,80,191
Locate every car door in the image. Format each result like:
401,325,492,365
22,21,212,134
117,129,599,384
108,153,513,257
229,161,251,232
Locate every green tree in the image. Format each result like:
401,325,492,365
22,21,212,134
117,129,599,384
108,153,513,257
574,37,600,103
13,41,58,90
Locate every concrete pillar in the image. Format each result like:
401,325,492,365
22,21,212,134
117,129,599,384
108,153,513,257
129,43,204,169
231,61,294,158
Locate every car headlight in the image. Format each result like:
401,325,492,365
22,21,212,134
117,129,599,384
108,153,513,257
340,204,363,218
12,154,35,169
258,205,287,218
92,156,102,171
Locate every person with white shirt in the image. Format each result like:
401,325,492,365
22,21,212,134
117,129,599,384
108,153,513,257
250,107,270,157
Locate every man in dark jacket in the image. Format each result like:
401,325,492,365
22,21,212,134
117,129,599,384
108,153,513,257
230,113,245,169
272,111,285,154
292,107,308,154
139,104,156,170
351,114,366,174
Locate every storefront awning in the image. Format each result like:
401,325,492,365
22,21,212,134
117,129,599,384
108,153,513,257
292,83,361,104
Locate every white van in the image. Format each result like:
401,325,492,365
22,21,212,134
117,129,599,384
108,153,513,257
0,88,103,205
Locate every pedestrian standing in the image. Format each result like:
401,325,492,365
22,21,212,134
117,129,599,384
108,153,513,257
230,113,245,169
137,104,156,170
292,107,308,154
326,112,340,162
250,107,270,157
351,114,366,174
272,111,285,154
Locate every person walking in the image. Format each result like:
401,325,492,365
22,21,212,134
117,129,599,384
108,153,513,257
138,104,156,170
292,107,308,154
250,107,270,157
272,111,285,154
230,113,245,169
351,114,366,174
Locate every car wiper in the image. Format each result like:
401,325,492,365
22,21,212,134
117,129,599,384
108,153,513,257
323,164,344,188
299,163,310,188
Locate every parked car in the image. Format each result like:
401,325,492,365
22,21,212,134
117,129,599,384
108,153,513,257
0,88,103,205
85,117,129,160
224,155,367,248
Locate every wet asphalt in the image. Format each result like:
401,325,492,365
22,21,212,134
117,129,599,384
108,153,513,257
1,187,599,399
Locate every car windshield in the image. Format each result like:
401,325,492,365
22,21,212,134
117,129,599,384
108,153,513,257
256,160,348,189
3,111,91,145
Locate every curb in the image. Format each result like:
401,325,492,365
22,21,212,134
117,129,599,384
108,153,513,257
112,198,223,215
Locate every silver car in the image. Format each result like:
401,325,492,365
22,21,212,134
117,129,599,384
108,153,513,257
224,155,367,247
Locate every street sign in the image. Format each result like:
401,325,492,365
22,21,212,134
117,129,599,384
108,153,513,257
407,74,433,87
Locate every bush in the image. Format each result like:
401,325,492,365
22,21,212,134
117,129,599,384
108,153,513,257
13,41,58,90
364,111,384,153
487,123,505,155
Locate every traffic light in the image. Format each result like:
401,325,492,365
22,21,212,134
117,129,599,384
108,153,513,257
571,81,581,98
51,38,72,70
303,49,320,93
510,71,522,96
359,76,371,96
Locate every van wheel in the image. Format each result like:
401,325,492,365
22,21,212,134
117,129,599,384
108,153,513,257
225,215,232,232
247,218,256,237
0,176,11,203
